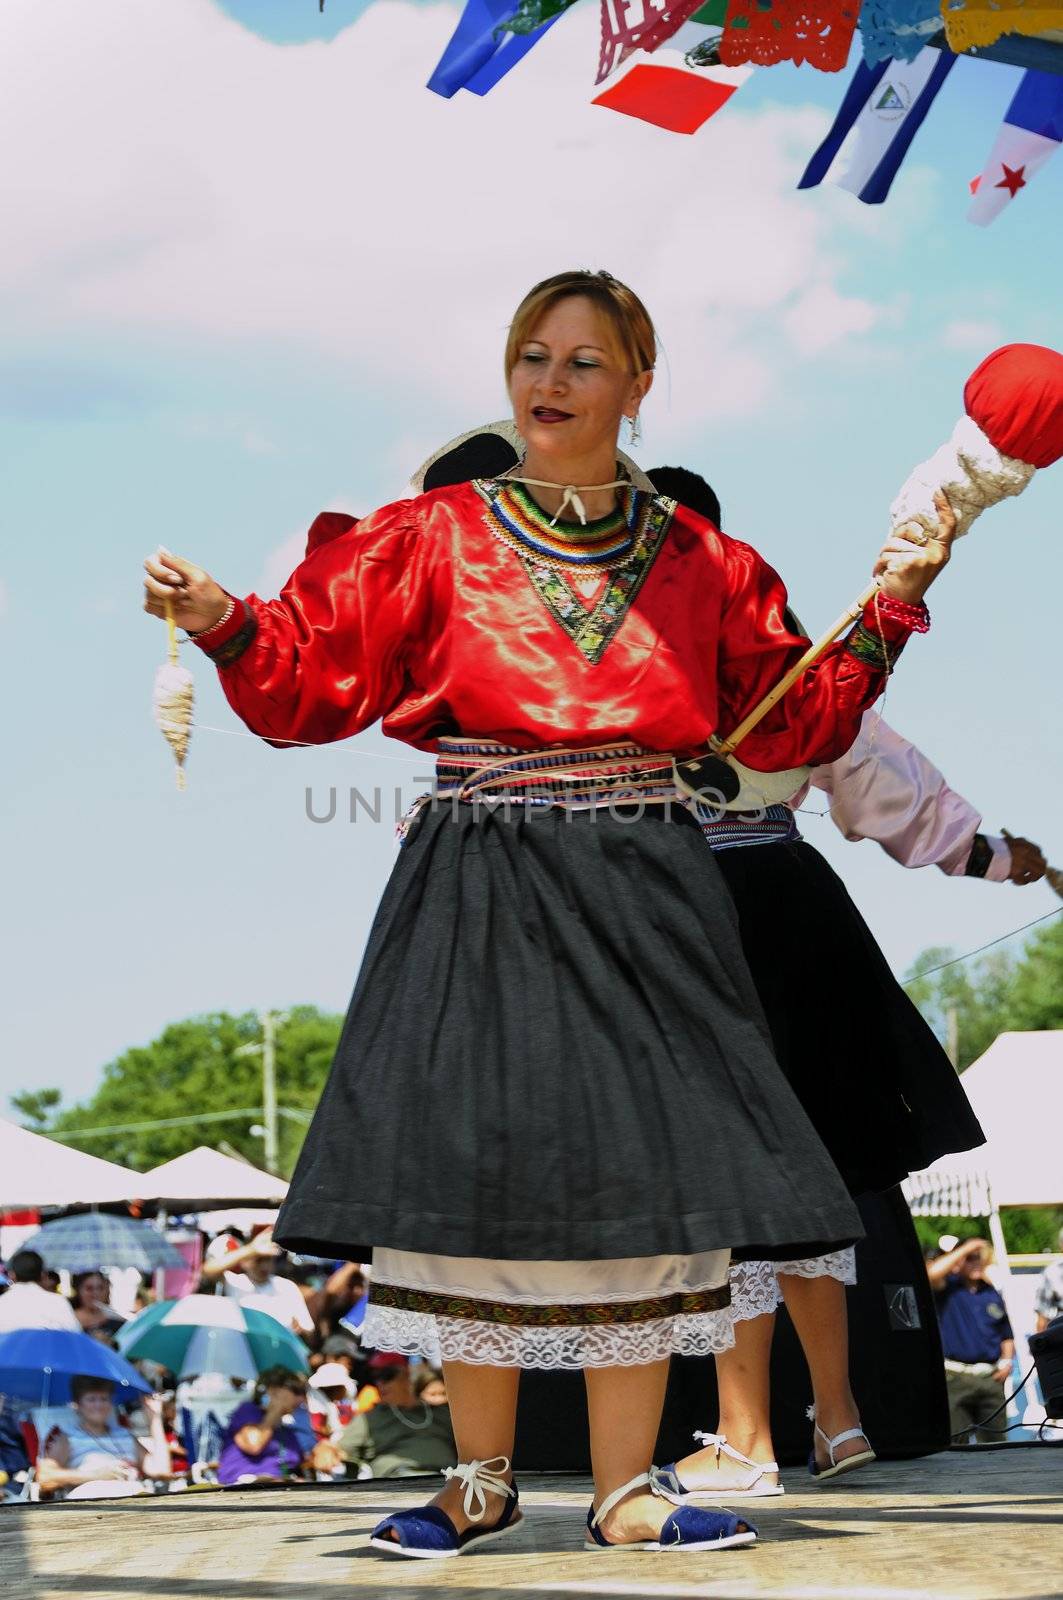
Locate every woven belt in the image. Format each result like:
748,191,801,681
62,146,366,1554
944,1358,997,1377
695,802,801,851
432,737,680,808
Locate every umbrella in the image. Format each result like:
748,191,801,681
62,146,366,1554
20,1213,184,1273
0,1328,152,1405
115,1296,309,1381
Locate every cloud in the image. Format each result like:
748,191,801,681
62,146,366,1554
1,0,906,440
940,318,1005,352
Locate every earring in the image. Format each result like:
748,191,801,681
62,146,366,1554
628,412,641,447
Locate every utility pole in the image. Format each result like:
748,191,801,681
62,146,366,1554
237,1010,287,1173
945,1006,960,1071
261,1009,279,1175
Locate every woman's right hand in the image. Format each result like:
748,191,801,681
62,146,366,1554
143,549,230,634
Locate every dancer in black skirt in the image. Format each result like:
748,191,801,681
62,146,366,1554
143,270,956,1557
644,465,1042,1502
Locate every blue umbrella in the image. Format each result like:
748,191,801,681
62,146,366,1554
19,1213,183,1273
0,1329,152,1405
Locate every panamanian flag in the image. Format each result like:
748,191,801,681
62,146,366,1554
968,69,1063,227
798,47,955,205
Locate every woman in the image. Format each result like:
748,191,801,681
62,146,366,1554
217,1368,337,1485
71,1271,126,1343
143,270,951,1557
37,1378,170,1499
337,1356,457,1479
638,466,997,1499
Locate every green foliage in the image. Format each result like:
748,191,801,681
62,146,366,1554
905,915,1063,1072
912,1209,1063,1257
10,1087,63,1132
12,1007,343,1178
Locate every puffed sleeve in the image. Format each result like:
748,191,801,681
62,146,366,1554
812,713,1011,879
715,538,929,771
190,499,427,747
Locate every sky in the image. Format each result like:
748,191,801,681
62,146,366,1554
1,0,1061,1121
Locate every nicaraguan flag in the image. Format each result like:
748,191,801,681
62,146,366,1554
799,46,955,205
968,69,1063,226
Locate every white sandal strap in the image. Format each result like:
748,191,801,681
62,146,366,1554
807,1408,869,1468
440,1456,514,1524
591,1471,654,1529
692,1431,779,1475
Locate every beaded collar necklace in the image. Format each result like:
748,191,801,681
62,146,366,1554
480,478,643,573
501,474,630,527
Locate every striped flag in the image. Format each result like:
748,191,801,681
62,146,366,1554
968,69,1063,227
798,46,955,205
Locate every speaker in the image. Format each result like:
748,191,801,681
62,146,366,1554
514,1187,950,1470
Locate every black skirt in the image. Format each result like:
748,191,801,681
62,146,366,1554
713,838,985,1197
275,802,863,1264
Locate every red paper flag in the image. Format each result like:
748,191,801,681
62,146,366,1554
720,0,860,72
597,0,708,83
593,57,747,133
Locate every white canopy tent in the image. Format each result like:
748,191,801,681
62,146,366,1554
903,1031,1063,1387
0,1116,140,1210
904,1032,1063,1216
135,1147,289,1210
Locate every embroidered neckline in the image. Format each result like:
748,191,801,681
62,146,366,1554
475,481,677,666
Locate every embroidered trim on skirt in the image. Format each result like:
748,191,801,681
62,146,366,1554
364,1247,735,1368
275,803,862,1271
729,1249,857,1324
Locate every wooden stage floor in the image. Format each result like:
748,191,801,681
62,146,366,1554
2,1447,1061,1600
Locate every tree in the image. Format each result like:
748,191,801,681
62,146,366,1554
10,1087,63,1133
12,1007,343,1177
905,914,1063,1072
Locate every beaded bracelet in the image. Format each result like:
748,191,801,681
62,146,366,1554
874,593,930,633
187,597,236,642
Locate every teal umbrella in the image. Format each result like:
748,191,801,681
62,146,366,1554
115,1296,309,1381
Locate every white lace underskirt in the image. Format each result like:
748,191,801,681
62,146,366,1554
364,1246,735,1369
729,1249,857,1324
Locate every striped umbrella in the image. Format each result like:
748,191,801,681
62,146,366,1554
20,1213,184,1273
115,1296,309,1381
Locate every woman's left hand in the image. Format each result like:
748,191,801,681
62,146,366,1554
873,489,958,604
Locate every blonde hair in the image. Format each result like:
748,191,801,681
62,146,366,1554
505,270,656,384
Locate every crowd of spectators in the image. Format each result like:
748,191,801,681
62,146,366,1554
0,1232,455,1503
7,1219,1059,1499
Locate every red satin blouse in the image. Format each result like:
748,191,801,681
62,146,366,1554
194,481,922,772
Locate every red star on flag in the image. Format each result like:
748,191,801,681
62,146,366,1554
995,163,1027,196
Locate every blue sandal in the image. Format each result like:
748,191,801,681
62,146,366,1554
369,1456,520,1559
584,1471,757,1553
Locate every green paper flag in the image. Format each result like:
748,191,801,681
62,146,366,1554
690,0,728,22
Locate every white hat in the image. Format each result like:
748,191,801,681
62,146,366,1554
309,1362,355,1394
408,419,656,497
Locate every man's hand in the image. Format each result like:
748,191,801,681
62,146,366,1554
1001,831,1047,886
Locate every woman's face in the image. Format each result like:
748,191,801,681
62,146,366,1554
81,1274,108,1306
419,1377,447,1406
75,1387,114,1427
509,296,651,465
